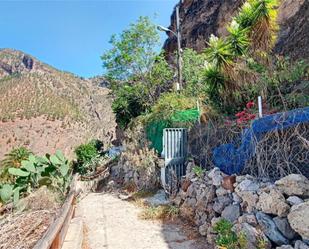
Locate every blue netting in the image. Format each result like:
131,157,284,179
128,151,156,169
213,106,309,175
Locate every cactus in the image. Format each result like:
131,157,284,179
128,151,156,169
5,149,72,204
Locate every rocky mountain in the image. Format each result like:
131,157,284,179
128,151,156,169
0,48,116,159
164,0,309,61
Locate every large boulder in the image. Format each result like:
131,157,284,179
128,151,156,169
257,188,290,217
213,196,232,214
288,201,309,240
273,217,297,240
275,174,309,197
256,212,289,245
221,204,240,223
233,222,271,249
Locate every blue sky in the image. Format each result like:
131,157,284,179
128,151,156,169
0,0,178,77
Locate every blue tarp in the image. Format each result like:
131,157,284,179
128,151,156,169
213,107,309,175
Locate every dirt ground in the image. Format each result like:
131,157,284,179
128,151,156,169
76,192,209,249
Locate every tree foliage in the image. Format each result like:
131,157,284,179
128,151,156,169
101,16,160,83
101,16,173,128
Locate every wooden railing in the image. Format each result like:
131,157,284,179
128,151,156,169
33,175,78,249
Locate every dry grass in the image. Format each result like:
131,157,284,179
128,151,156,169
189,117,309,180
0,210,56,249
139,205,180,221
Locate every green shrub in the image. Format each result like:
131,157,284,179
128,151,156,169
192,166,205,178
74,140,104,175
112,84,147,129
213,219,247,249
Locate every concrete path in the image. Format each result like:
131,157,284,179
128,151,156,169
76,192,206,249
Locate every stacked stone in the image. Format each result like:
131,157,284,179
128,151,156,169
174,163,309,249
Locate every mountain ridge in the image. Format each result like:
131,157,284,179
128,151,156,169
0,48,116,159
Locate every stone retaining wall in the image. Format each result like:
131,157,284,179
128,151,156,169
173,162,309,249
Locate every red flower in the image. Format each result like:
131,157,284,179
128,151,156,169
248,114,256,120
246,101,255,109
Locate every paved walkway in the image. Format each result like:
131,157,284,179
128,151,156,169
76,192,206,249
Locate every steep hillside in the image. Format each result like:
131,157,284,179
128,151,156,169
164,0,309,61
0,48,116,159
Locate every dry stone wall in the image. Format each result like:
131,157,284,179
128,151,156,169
173,162,309,249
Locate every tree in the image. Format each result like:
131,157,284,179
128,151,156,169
101,16,173,128
101,16,160,84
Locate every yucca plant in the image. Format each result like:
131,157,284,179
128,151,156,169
227,20,250,56
204,35,234,69
203,62,225,105
236,0,279,52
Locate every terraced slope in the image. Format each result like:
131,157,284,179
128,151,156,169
0,48,116,159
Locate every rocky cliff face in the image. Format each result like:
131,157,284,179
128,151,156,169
164,0,309,61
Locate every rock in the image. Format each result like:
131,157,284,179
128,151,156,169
287,196,304,206
144,190,170,207
181,179,191,192
288,201,309,240
232,193,241,204
257,188,290,217
276,246,294,249
233,222,271,249
295,240,309,249
213,196,232,214
198,223,208,236
275,174,309,197
216,187,229,196
237,190,259,213
172,195,182,206
164,0,309,62
212,174,223,186
208,167,220,179
238,214,258,226
256,212,289,245
186,184,196,198
222,175,236,191
273,217,297,240
196,185,216,211
236,179,259,192
211,217,222,227
186,161,195,175
221,204,240,223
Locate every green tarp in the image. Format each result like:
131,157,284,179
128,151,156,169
146,108,200,153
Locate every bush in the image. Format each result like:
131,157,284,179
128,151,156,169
74,139,103,175
213,219,247,249
112,84,147,129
